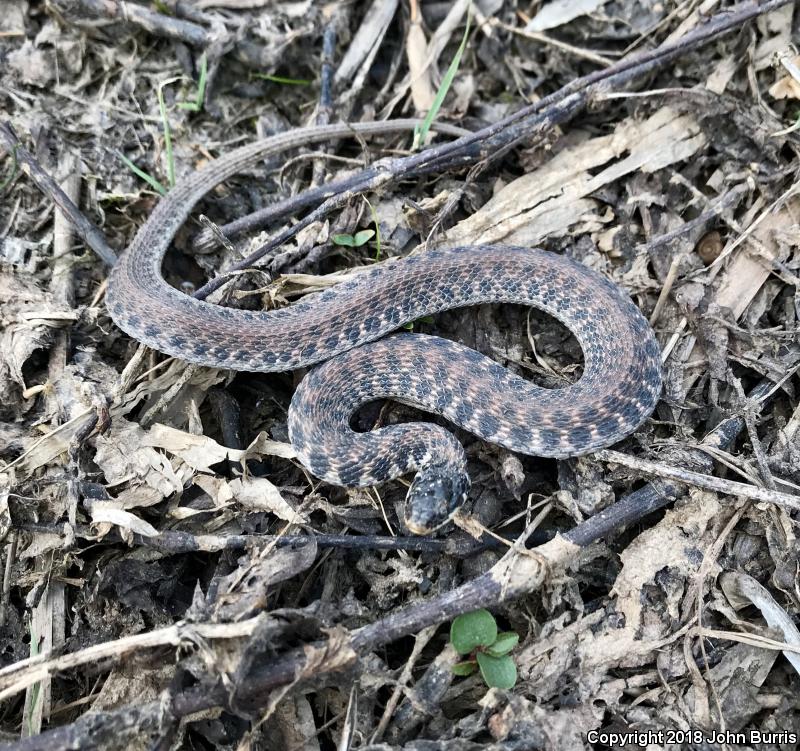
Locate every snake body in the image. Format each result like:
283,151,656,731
107,121,662,533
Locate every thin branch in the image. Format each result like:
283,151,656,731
0,123,117,266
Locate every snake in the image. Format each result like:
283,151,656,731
106,120,663,534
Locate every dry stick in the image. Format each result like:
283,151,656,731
23,153,81,737
0,532,18,630
15,523,525,557
188,0,791,300
5,375,779,751
51,0,215,47
595,449,800,511
190,119,471,254
311,22,337,186
0,124,116,266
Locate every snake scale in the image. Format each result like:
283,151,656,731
107,120,662,534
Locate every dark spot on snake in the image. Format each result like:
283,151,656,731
335,464,361,486
143,324,159,338
539,428,560,449
168,334,187,349
509,425,529,447
595,416,620,438
618,400,642,423
477,413,500,436
454,402,471,424
372,456,391,476
578,405,601,424
569,426,591,447
310,455,331,478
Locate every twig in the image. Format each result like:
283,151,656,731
0,124,116,266
51,0,215,47
0,532,18,629
492,18,614,67
190,120,470,254
14,522,526,558
595,449,800,511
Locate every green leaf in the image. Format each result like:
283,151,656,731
25,625,41,736
487,631,519,657
156,82,175,187
450,609,497,655
178,53,208,112
332,233,355,247
253,73,313,86
412,3,472,150
452,660,478,677
116,151,167,196
476,652,517,690
353,229,375,247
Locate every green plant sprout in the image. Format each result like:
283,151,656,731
253,73,313,86
24,625,41,737
120,54,207,193
332,229,375,248
178,53,208,112
412,4,473,150
402,315,434,331
450,609,519,689
156,80,176,188
116,151,167,196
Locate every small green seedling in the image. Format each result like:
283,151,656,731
332,229,375,248
116,152,168,196
120,54,206,193
24,625,41,737
450,609,519,689
178,53,208,112
156,81,175,188
412,4,472,150
253,73,313,86
402,315,435,331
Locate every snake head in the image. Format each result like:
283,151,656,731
404,463,470,535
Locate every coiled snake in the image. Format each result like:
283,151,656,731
106,121,662,534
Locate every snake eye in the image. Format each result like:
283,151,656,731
404,464,470,535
